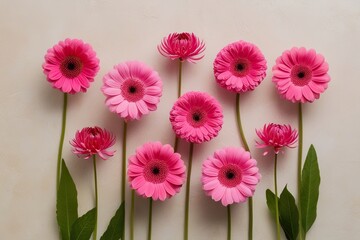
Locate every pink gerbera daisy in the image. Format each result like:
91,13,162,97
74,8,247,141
128,142,186,201
202,147,261,206
42,38,100,94
70,126,116,160
213,40,267,93
255,123,298,155
272,47,330,103
169,91,223,144
158,32,205,63
102,61,163,121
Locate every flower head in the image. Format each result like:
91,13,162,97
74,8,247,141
71,127,116,160
158,32,205,63
202,147,261,206
128,142,186,201
272,47,330,103
102,61,163,121
42,38,100,94
213,40,267,93
256,123,298,155
169,91,223,144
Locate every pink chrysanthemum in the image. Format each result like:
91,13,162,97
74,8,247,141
128,142,186,201
272,47,330,103
213,40,267,93
202,147,261,206
169,91,223,144
158,32,205,63
256,123,298,155
42,38,100,94
70,126,116,160
102,61,163,121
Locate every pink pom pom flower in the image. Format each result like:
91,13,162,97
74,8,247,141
255,123,298,155
169,91,223,144
102,61,163,121
202,147,261,206
70,126,116,160
213,40,267,93
42,38,100,94
158,32,205,63
128,142,186,201
272,47,330,103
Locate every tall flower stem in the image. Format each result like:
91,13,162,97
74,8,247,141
184,143,194,240
173,60,183,152
297,103,304,240
121,121,128,240
130,190,135,240
147,198,153,240
227,205,232,240
93,155,98,240
274,154,281,240
57,93,68,190
235,93,253,240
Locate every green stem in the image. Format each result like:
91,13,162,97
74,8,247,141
184,143,194,240
57,93,68,190
178,60,183,98
130,190,135,240
93,155,98,240
297,103,304,240
121,121,128,240
274,154,281,240
147,198,153,240
235,93,253,240
227,205,232,240
173,60,183,153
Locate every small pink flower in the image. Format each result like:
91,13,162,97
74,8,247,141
202,147,261,206
169,91,223,144
272,47,330,103
101,61,163,121
255,123,298,155
158,32,205,63
128,142,186,201
70,127,116,160
42,38,100,94
213,40,267,93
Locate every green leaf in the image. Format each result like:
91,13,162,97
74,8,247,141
70,208,96,240
279,186,299,240
301,144,321,233
266,189,278,218
100,202,125,240
57,159,78,240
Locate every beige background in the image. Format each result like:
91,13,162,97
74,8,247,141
1,0,359,239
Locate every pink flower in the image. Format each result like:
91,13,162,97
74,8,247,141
70,127,116,160
255,123,298,155
272,47,330,103
158,32,205,63
101,61,163,121
42,38,100,94
213,40,267,93
128,142,186,201
202,147,261,206
169,91,223,144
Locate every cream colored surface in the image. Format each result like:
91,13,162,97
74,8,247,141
1,0,359,239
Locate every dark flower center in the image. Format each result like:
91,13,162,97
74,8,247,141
178,33,189,40
236,63,245,71
297,72,305,78
152,167,160,175
218,164,242,187
290,65,313,86
60,56,83,78
129,86,136,93
192,113,201,122
226,171,235,180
